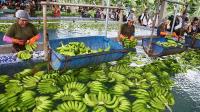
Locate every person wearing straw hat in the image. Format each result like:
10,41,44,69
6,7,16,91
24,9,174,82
2,10,40,52
118,14,135,41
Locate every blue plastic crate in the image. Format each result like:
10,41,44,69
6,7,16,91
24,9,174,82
49,36,135,70
185,36,200,49
142,37,186,57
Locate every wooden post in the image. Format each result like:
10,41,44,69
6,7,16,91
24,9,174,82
42,4,48,61
119,9,123,22
159,0,168,24
105,0,110,37
171,4,178,33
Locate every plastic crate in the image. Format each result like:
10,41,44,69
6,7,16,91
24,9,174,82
185,36,200,49
142,37,186,57
49,36,136,70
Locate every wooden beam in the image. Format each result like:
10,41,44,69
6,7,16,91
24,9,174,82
40,1,125,10
42,4,48,61
159,0,168,24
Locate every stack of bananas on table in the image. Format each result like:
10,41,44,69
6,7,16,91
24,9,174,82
156,39,183,48
17,50,32,60
57,42,110,56
16,43,37,60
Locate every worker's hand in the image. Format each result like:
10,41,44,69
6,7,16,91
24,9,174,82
12,38,25,45
26,35,40,45
160,32,168,36
172,32,178,38
117,34,125,41
119,34,126,39
130,36,135,40
26,38,36,45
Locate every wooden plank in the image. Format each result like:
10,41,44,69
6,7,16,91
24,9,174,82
40,1,125,10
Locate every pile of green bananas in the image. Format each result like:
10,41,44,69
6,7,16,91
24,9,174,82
25,43,37,52
17,43,37,60
17,50,32,60
156,39,182,48
57,42,110,56
0,52,183,112
121,37,138,48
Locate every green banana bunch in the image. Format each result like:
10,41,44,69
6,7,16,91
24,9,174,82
87,81,107,94
42,72,60,79
149,95,169,110
156,39,183,48
127,73,143,80
121,37,137,48
166,93,175,106
56,42,91,56
19,90,36,109
93,106,107,112
34,71,46,78
77,68,92,82
32,96,53,112
108,72,126,83
22,76,40,89
150,87,169,98
143,72,158,84
5,80,23,95
110,84,129,95
37,79,60,94
14,69,33,79
63,82,87,95
113,96,131,112
0,75,9,84
132,78,150,89
7,106,25,112
83,92,120,110
57,75,77,86
132,89,150,99
132,99,159,112
0,93,19,112
53,101,88,112
25,43,37,52
124,79,134,87
53,90,82,101
90,70,108,82
57,42,111,56
17,50,32,60
109,64,131,75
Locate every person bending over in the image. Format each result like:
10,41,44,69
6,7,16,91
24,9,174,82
3,10,41,52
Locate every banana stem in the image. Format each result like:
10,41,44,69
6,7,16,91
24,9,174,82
165,103,172,112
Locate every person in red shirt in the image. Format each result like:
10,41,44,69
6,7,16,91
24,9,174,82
53,5,60,17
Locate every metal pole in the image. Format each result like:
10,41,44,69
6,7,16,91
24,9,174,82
42,4,48,61
171,4,178,33
105,0,110,37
